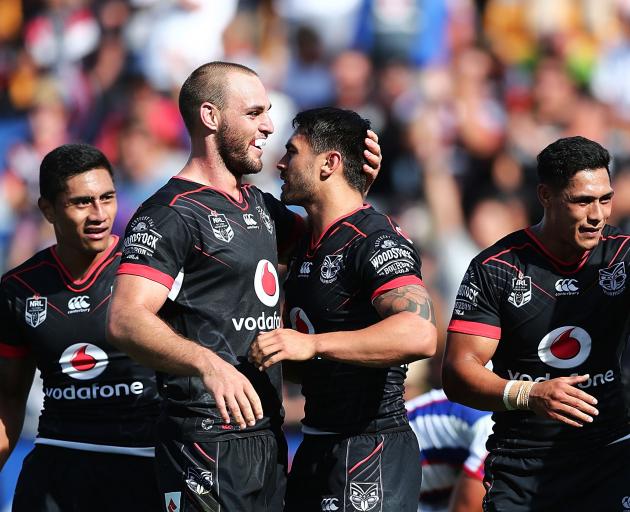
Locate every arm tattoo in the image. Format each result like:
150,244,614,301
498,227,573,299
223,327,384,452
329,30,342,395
373,285,436,326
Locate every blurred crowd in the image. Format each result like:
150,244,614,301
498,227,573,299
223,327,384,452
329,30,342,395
3,0,630,407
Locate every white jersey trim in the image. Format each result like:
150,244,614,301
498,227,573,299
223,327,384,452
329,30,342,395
35,437,155,457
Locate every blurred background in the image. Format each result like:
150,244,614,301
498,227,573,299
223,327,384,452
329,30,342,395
3,0,630,507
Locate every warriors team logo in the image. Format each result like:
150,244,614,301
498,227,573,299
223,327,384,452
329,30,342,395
256,206,274,234
508,275,531,308
208,213,234,243
599,262,626,296
289,307,314,334
349,482,380,511
59,343,109,380
186,467,213,495
25,296,47,328
538,326,591,369
253,259,279,307
320,255,343,284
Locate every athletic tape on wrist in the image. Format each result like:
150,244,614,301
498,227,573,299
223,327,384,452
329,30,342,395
503,380,517,410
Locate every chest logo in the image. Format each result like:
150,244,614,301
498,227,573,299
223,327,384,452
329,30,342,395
299,261,313,277
289,307,314,334
25,296,47,328
320,255,343,284
68,295,90,314
554,279,579,296
599,262,626,297
349,482,380,511
508,275,531,308
208,213,234,243
538,326,591,369
59,343,108,380
254,259,279,307
256,206,274,234
242,213,258,229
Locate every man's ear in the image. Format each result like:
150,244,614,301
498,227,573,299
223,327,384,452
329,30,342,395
537,183,554,208
200,102,220,133
320,151,342,180
38,197,55,224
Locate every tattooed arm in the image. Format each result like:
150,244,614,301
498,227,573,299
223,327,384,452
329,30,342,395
250,284,437,369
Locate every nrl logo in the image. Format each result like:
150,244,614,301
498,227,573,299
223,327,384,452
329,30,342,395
208,213,234,243
599,262,626,296
508,274,531,308
349,482,380,511
25,296,47,328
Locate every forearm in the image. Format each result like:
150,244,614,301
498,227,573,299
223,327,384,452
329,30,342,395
442,357,506,411
107,304,210,377
314,312,436,367
0,401,26,469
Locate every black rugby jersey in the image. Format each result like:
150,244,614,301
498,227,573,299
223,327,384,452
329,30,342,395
118,177,302,439
283,205,424,434
0,237,160,450
448,225,630,451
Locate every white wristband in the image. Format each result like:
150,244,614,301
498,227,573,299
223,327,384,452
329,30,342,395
503,380,518,410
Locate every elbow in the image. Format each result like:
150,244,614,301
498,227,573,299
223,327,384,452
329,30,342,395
441,360,463,403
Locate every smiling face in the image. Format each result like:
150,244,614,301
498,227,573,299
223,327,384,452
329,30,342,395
216,71,274,177
540,167,613,259
40,168,117,258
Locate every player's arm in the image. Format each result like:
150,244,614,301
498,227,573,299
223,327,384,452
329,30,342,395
0,356,35,469
448,472,486,512
442,332,599,425
251,283,436,368
107,275,262,429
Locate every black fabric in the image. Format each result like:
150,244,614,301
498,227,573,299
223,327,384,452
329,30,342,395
285,428,421,512
12,445,160,512
155,431,287,512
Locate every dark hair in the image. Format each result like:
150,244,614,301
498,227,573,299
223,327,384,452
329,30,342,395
292,107,371,193
40,143,113,201
537,136,610,190
178,61,258,134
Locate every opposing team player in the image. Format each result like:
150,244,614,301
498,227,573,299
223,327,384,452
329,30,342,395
107,64,381,511
0,144,161,511
442,136,630,511
250,107,437,512
406,388,492,512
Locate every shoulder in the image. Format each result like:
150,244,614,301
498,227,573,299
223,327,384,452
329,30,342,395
2,247,52,284
473,229,529,265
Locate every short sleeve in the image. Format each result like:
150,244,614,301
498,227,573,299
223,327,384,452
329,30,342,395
349,230,424,302
0,280,29,358
463,414,493,480
447,259,502,340
117,204,192,290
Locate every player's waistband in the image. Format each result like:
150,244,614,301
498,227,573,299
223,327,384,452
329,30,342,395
301,424,412,437
35,438,155,457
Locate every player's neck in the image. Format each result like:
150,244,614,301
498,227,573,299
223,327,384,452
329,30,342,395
55,235,116,281
178,155,242,199
307,190,364,242
529,221,588,264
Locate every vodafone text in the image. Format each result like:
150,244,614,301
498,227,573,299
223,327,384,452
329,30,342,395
232,311,281,331
507,369,614,389
44,381,144,400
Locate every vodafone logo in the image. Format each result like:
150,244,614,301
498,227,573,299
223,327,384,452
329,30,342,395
289,307,314,334
60,343,108,380
537,326,591,369
253,259,279,307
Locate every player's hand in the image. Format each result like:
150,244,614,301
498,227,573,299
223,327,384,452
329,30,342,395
249,329,317,370
199,351,263,429
363,129,381,193
528,374,599,427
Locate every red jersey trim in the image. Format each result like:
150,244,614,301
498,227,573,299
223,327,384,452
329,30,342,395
0,342,29,358
524,228,590,272
309,204,370,251
50,236,119,288
116,263,174,289
371,275,424,301
169,178,249,210
447,320,501,340
463,464,485,481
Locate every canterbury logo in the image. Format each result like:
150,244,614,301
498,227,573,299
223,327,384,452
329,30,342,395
321,498,339,511
68,296,90,310
243,214,258,227
554,279,578,293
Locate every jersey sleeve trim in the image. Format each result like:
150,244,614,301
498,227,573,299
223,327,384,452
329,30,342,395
117,263,174,289
0,342,29,358
370,275,424,301
448,319,501,340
